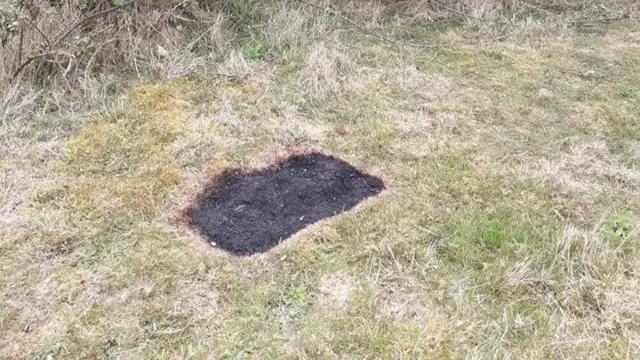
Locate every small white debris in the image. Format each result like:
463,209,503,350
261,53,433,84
156,44,168,58
300,216,305,221
209,241,217,247
537,88,554,100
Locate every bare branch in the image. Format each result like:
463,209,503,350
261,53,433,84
10,51,74,83
9,1,133,83
21,15,52,50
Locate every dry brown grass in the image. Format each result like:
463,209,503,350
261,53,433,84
1,0,640,358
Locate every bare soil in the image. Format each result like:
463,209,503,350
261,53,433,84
186,153,384,255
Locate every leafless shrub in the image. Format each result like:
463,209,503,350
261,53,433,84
0,0,233,123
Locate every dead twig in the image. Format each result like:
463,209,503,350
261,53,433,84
16,25,24,73
294,0,509,49
51,4,126,46
295,0,445,48
10,51,74,82
568,15,629,24
21,15,52,50
431,0,508,24
9,1,133,83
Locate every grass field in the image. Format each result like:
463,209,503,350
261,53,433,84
1,3,640,358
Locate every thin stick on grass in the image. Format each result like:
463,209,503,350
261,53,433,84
568,15,629,24
294,0,509,49
431,0,508,24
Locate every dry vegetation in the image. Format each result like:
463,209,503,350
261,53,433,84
1,0,640,358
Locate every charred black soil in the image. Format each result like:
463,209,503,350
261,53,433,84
186,153,384,255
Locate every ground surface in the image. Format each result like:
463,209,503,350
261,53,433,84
1,5,640,359
187,152,384,255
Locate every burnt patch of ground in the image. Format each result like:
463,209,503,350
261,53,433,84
186,153,384,255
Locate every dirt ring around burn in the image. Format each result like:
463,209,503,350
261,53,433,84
175,148,386,256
